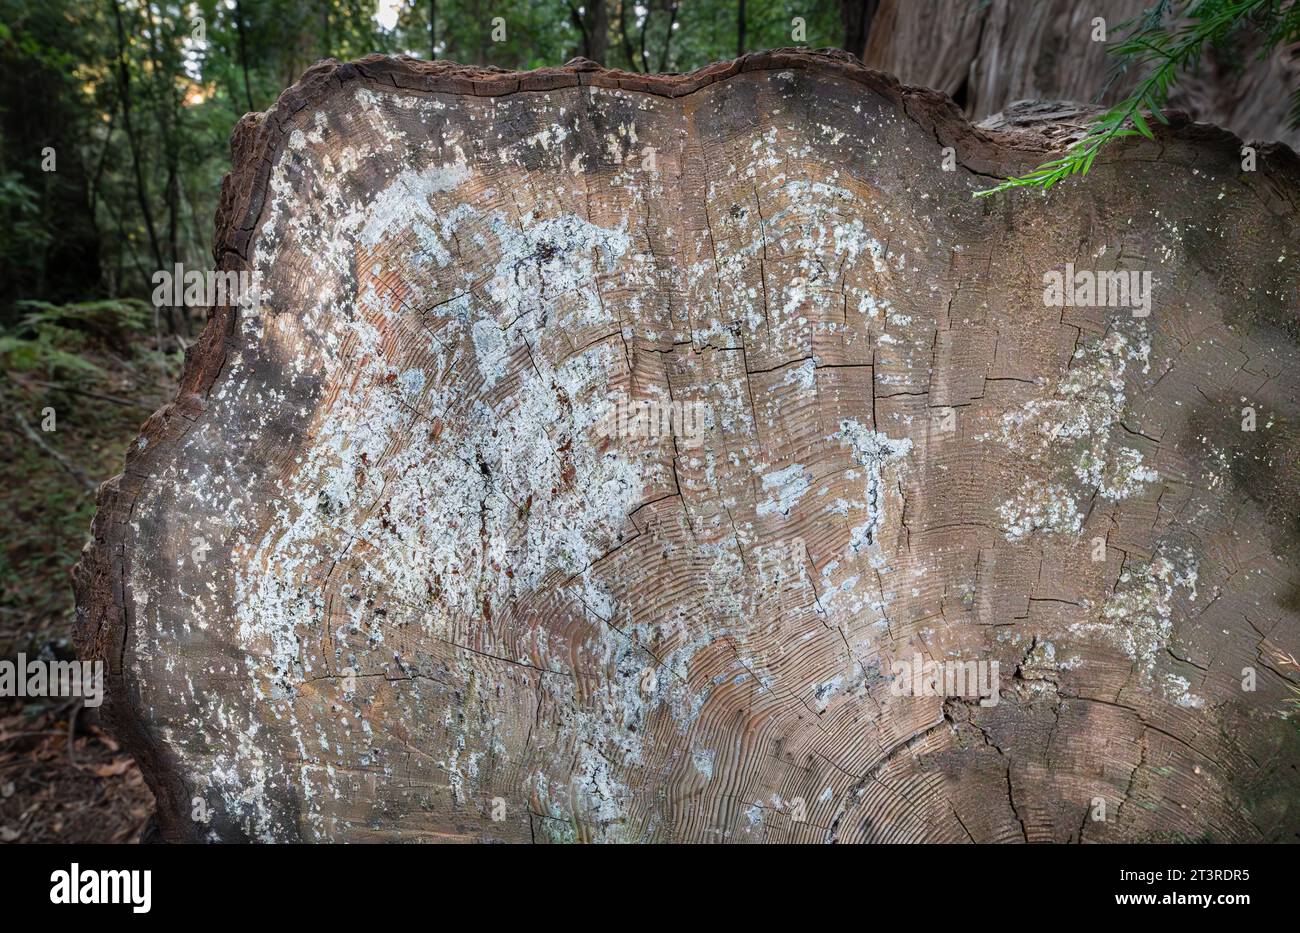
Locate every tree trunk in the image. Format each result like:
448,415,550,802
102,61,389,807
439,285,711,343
234,0,255,112
75,50,1300,843
861,0,1300,149
584,0,610,66
840,0,878,57
109,0,165,308
737,0,746,58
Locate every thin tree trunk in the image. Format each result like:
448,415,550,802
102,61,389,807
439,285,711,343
142,2,188,332
637,3,649,72
738,0,746,58
618,0,638,70
235,0,255,112
840,0,879,58
574,0,608,65
657,2,679,72
141,3,182,270
101,194,153,308
567,0,591,60
88,96,119,216
108,0,166,321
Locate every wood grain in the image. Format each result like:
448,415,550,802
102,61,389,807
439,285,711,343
75,49,1300,843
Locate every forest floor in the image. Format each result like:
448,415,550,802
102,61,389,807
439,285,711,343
0,311,183,842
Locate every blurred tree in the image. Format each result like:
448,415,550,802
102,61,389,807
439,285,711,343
0,2,102,318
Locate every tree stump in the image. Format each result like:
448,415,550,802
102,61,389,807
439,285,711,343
75,49,1300,843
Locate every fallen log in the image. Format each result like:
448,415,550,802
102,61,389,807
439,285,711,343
75,49,1300,843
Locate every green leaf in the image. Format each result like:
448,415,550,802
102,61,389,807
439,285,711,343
1131,110,1156,140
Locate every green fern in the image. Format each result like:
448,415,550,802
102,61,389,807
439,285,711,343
0,298,152,380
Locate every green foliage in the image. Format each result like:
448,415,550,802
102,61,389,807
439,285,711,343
0,298,177,647
0,298,150,380
976,0,1300,197
0,170,51,274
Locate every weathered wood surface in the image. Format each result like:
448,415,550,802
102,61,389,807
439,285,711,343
75,49,1300,843
862,0,1300,152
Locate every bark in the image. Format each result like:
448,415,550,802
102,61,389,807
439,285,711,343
861,0,1300,150
586,0,610,66
75,50,1300,843
571,0,610,66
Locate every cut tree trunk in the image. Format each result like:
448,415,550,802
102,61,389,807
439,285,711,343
75,49,1300,843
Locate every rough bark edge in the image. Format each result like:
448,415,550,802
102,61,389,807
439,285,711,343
71,47,1300,843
